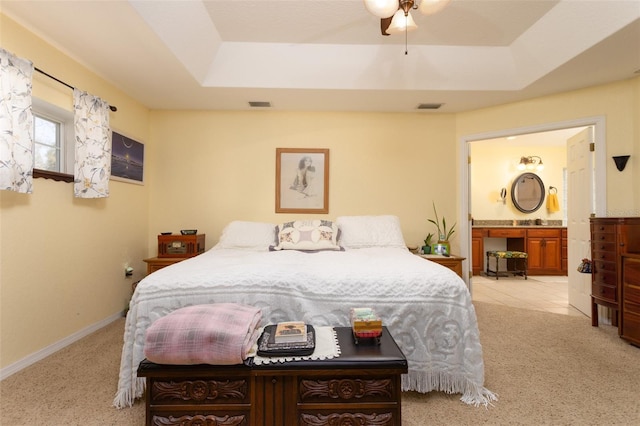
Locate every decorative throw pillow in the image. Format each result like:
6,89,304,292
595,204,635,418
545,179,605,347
215,221,276,251
272,219,341,251
336,215,407,249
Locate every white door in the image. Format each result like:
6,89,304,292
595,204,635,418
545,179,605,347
567,127,594,315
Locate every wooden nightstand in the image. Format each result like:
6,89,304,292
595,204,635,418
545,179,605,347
143,257,185,275
418,254,466,279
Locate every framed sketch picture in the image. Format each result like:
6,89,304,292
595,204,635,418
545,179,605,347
111,131,144,184
276,148,329,214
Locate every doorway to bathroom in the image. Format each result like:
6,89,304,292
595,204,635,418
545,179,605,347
459,117,607,317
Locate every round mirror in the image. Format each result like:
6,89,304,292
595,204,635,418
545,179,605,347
511,172,545,213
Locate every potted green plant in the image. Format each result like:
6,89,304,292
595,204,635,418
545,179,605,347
428,202,456,255
422,233,434,254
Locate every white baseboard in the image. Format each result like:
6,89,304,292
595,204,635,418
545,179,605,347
0,311,124,381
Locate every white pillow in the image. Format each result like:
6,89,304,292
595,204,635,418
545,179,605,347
216,221,276,250
336,215,407,249
272,220,341,251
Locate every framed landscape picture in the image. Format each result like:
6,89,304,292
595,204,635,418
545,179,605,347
111,131,144,184
276,148,329,214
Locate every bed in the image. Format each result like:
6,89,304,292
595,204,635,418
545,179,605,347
114,216,496,408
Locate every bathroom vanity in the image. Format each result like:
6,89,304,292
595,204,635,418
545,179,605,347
472,225,567,276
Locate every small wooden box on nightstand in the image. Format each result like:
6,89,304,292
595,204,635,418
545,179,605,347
157,234,205,258
418,254,466,279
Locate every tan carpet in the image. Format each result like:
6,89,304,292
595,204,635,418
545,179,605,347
1,301,639,425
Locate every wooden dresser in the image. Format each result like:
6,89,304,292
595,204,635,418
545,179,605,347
590,217,640,346
621,255,640,346
138,327,407,425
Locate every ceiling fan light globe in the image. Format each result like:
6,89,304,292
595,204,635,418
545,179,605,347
386,10,418,34
364,0,400,18
418,0,451,15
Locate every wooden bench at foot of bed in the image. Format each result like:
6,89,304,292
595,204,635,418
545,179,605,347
138,327,407,426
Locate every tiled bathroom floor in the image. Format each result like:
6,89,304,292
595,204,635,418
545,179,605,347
471,274,587,317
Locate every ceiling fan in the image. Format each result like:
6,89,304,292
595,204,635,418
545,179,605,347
364,0,451,36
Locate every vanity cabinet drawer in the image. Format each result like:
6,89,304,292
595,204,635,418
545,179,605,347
488,229,525,238
527,228,561,238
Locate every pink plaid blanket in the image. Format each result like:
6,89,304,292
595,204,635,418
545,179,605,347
144,303,262,365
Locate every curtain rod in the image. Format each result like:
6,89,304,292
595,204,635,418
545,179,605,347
34,67,118,112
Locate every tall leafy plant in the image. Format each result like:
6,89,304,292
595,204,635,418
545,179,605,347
428,202,456,241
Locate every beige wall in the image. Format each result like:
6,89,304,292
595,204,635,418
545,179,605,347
1,13,639,374
0,15,151,369
147,111,459,253
470,144,567,222
457,78,640,216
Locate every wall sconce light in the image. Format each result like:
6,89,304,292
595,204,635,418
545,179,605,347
612,155,630,172
517,156,544,171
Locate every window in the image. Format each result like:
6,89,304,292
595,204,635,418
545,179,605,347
32,98,74,182
34,115,61,172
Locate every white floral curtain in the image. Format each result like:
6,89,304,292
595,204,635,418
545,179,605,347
0,48,34,194
73,89,111,198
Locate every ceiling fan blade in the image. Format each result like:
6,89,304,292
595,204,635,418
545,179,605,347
381,16,392,36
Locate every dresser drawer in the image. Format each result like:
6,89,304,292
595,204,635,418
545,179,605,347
150,411,250,425
593,259,617,273
591,241,617,253
488,228,526,238
591,224,616,234
298,376,399,403
299,409,399,426
592,283,617,302
621,304,640,345
625,288,640,306
593,267,617,286
149,376,251,405
591,232,616,244
622,264,640,304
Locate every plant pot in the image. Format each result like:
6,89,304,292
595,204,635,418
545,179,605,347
421,245,432,254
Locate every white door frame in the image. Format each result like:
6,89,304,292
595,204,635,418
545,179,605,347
458,116,607,290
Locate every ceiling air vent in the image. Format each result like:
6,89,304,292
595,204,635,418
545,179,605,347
248,101,272,108
417,103,443,110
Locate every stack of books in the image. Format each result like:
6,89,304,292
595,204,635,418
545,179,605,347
274,321,307,343
257,321,315,357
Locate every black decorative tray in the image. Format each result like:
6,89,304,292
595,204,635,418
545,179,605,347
257,324,315,357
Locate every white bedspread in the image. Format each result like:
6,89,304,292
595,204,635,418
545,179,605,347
114,246,496,408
